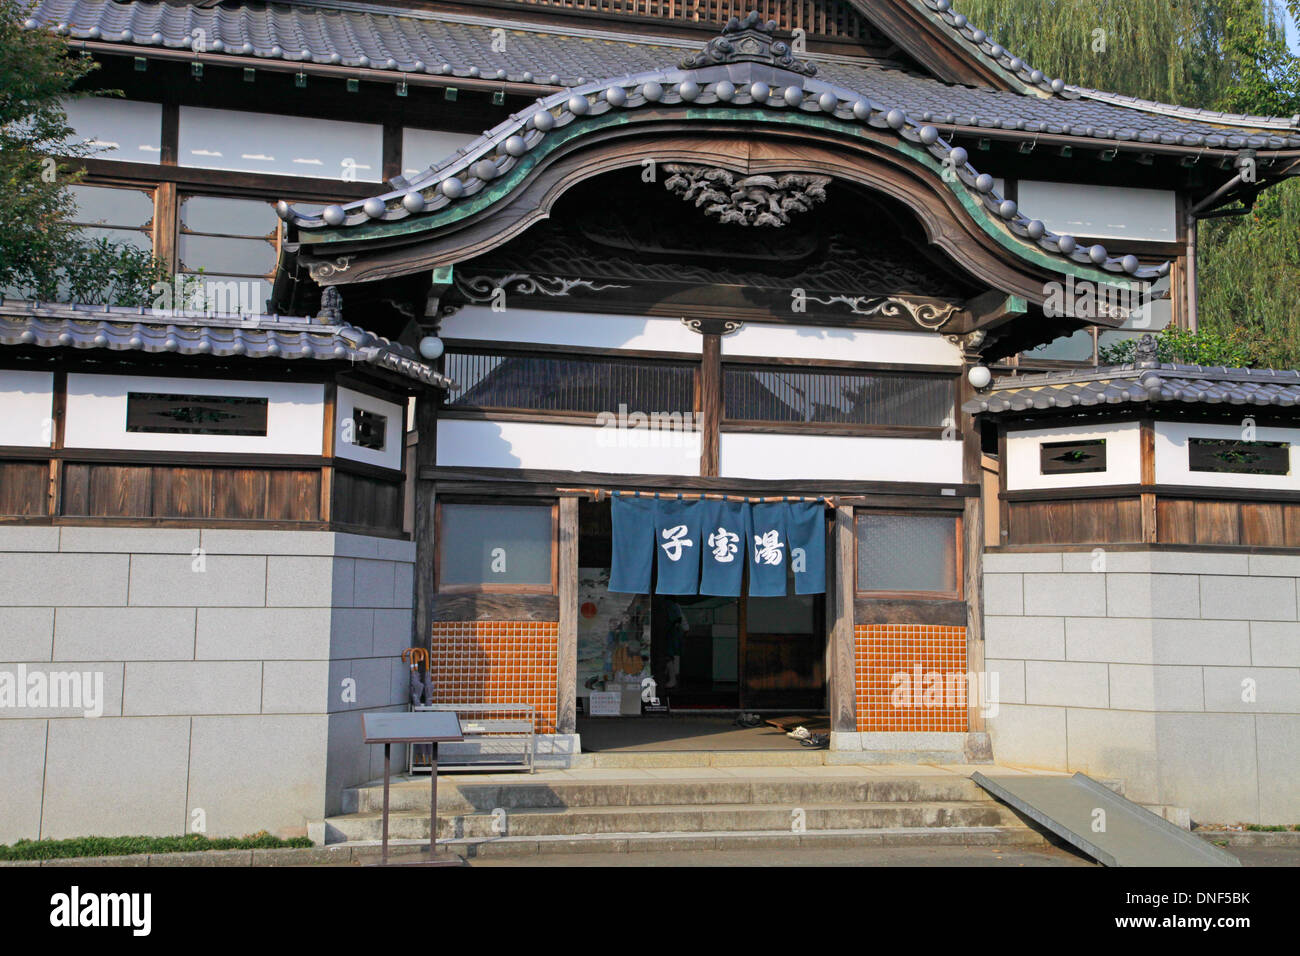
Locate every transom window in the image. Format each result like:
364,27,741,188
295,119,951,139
1040,439,1107,475
443,350,696,416
724,365,953,428
125,392,269,436
1189,438,1290,476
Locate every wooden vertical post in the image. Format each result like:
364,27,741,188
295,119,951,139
557,496,579,735
699,333,721,477
1140,418,1157,543
321,381,337,525
412,395,439,652
47,371,66,518
830,504,856,735
961,361,987,735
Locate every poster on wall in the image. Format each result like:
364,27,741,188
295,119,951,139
578,567,651,715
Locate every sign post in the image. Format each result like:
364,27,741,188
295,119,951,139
361,711,464,866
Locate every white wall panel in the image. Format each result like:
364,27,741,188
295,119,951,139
1006,422,1142,491
0,371,55,447
1155,421,1300,491
722,324,962,366
1017,181,1177,242
436,418,701,475
62,97,162,164
718,433,963,483
179,106,382,181
439,307,702,353
335,386,404,471
64,374,324,455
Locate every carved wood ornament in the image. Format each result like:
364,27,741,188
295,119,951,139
662,164,831,227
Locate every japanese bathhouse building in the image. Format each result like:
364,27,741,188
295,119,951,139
3,0,1300,839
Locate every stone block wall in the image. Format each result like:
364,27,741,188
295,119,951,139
983,549,1300,824
0,526,415,843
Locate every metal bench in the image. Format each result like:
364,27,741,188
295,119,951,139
408,703,536,774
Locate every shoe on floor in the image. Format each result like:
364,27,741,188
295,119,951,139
800,733,829,748
787,726,811,739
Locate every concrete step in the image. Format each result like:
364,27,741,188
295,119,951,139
328,800,1030,841
342,825,1048,860
345,774,994,814
573,751,835,768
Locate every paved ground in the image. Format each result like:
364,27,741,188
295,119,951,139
463,844,1298,867
467,844,1096,866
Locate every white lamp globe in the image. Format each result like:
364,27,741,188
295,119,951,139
968,365,992,389
418,336,444,360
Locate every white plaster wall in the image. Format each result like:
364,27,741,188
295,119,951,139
440,307,703,353
0,527,414,842
983,549,1300,823
0,371,54,447
1006,422,1142,491
1154,421,1300,491
722,324,962,366
719,433,964,483
437,417,701,474
1016,181,1178,242
335,386,404,472
64,374,325,455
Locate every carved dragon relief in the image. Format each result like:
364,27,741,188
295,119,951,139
803,293,961,330
663,165,831,228
454,273,630,301
308,256,354,282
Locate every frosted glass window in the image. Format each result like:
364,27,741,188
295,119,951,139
179,235,276,275
857,512,958,595
438,503,554,590
401,127,476,178
179,106,382,181
61,97,162,163
67,185,154,252
1017,181,1177,242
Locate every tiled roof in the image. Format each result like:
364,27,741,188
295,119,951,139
0,300,452,388
963,361,1300,415
281,16,1174,284
23,0,1300,148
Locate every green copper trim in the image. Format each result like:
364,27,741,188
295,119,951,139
300,105,1141,291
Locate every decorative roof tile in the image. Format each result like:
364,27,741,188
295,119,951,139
23,0,1300,145
0,300,452,388
964,340,1300,416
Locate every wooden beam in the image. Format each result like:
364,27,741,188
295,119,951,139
830,504,856,735
557,496,579,736
699,333,721,477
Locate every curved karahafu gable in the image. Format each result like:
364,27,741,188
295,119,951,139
281,15,1169,298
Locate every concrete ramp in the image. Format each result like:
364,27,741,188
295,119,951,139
971,772,1240,867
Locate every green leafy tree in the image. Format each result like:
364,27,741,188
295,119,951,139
957,0,1300,369
1098,326,1260,366
0,0,164,303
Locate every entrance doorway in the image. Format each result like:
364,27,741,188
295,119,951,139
577,499,826,720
